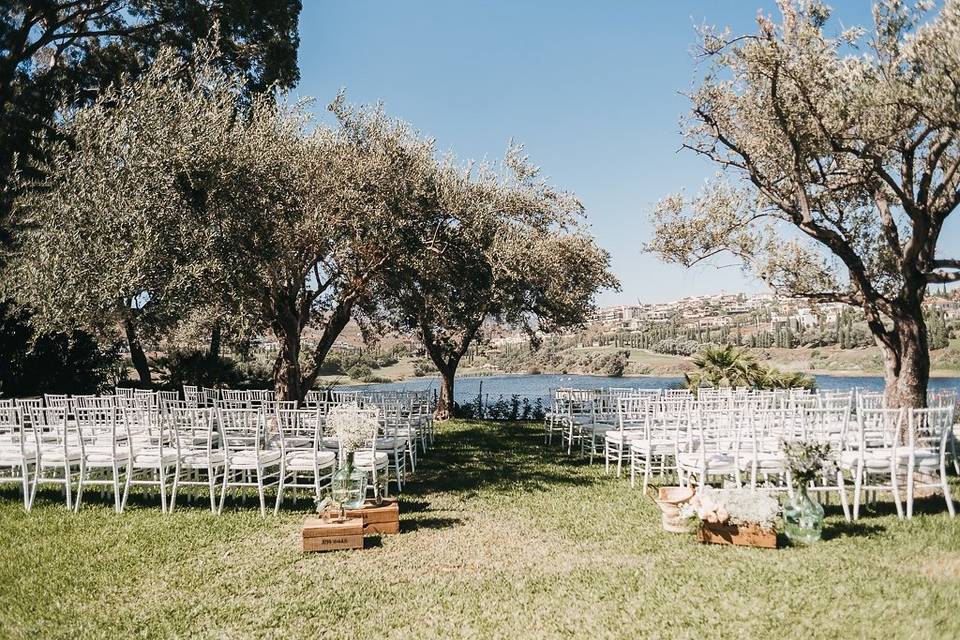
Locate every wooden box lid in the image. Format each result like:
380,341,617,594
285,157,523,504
302,517,363,538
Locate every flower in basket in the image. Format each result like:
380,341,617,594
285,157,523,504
681,487,780,532
326,402,377,455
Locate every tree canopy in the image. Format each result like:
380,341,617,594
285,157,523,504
648,0,960,407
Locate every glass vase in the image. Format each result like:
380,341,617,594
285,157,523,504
331,452,367,516
783,485,824,544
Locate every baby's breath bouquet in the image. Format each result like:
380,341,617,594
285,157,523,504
680,487,780,532
326,403,377,456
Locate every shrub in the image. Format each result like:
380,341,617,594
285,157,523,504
0,304,120,397
347,364,372,380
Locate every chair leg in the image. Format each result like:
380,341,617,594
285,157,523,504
73,464,84,513
112,464,122,513
852,465,863,520
837,470,850,521
274,469,285,516
21,465,31,512
158,467,168,514
890,464,903,519
218,469,229,515
256,468,267,517
641,456,652,495
208,468,219,513
64,464,75,511
906,460,915,520
121,464,133,512
941,459,955,518
170,465,181,513
30,468,40,509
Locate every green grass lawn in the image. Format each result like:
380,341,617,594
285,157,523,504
1,421,959,639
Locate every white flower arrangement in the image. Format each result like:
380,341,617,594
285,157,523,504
326,403,377,453
680,487,780,532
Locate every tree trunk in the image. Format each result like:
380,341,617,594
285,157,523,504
875,308,929,410
298,299,355,402
435,363,458,421
123,316,152,387
272,319,302,402
208,319,222,360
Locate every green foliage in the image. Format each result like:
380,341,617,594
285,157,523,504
926,309,950,351
600,350,630,377
652,338,702,356
154,350,241,390
0,304,120,397
782,440,835,487
685,344,815,391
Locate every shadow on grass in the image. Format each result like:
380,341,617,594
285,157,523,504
403,420,604,500
400,517,464,533
822,520,886,540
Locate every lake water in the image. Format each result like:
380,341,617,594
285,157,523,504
352,373,960,406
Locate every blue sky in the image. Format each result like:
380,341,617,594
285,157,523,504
295,1,955,305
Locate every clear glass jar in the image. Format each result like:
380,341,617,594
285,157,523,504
783,485,824,544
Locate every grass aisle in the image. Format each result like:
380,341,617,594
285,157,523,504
1,420,958,639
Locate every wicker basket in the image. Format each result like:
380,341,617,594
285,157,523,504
648,486,694,533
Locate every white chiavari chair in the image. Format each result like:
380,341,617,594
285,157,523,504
274,407,336,513
903,407,955,519
0,405,38,510
29,405,77,508
169,406,225,513
73,399,132,513
218,407,281,516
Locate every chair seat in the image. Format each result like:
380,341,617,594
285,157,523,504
180,450,226,467
375,437,407,451
132,446,179,467
739,452,787,472
352,451,389,469
82,445,131,464
228,449,282,469
839,449,896,471
38,446,81,464
629,438,676,454
285,450,336,470
320,437,341,450
0,446,37,464
604,429,644,443
676,452,737,474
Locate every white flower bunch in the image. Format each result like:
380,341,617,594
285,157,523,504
681,487,780,531
326,403,378,453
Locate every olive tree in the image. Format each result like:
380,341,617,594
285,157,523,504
384,149,618,419
6,50,237,384
212,96,438,401
648,0,960,407
7,53,436,398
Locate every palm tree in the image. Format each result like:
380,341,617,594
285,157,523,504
685,344,816,391
684,345,760,390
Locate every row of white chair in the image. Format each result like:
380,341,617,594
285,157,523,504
0,392,434,515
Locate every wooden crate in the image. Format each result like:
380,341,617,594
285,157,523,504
302,517,363,553
697,522,777,549
323,498,399,535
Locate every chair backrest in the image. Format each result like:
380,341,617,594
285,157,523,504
0,406,38,456
277,408,321,452
907,406,954,456
115,387,136,398
167,406,217,455
856,408,902,451
217,407,266,458
75,403,129,460
803,406,850,446
201,387,219,406
43,394,72,410
75,395,115,409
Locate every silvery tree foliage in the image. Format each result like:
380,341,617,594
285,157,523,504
649,0,960,407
